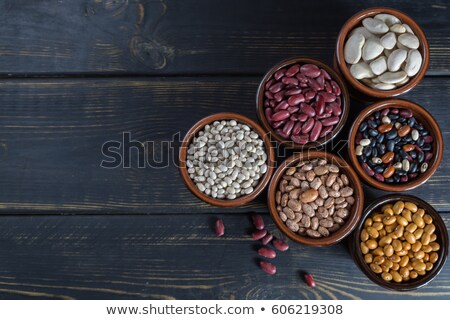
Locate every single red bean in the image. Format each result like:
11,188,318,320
285,88,302,96
252,229,267,240
316,93,325,109
264,108,273,121
425,152,433,162
320,92,336,103
316,74,325,90
315,103,325,116
274,90,285,102
356,132,363,144
272,120,286,129
319,125,333,138
260,261,277,275
274,68,286,81
285,64,300,77
287,106,299,114
335,96,341,106
330,80,341,96
400,176,409,183
269,82,284,93
292,121,302,135
303,89,316,101
423,135,433,143
295,73,309,83
414,145,422,152
291,134,309,144
283,120,295,135
264,100,270,108
328,102,342,116
251,214,265,230
316,112,331,120
308,78,321,91
273,238,289,252
391,108,399,114
258,247,277,259
406,155,413,162
281,77,299,86
215,219,224,237
265,79,274,90
299,82,309,88
408,173,418,179
304,273,316,288
381,108,390,116
321,116,340,126
374,173,385,182
264,91,274,99
297,113,309,122
261,233,273,245
274,101,289,112
290,115,298,122
309,120,322,141
269,100,276,107
300,64,321,78
321,68,332,80
276,128,290,139
272,110,290,121
287,94,305,106
300,104,316,117
362,163,375,176
301,118,315,134
324,81,333,93
399,109,413,118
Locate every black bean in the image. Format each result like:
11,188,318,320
359,122,368,132
385,178,394,183
377,134,385,144
374,166,384,173
408,118,416,127
410,162,418,173
394,176,401,183
370,139,377,147
394,154,401,162
389,114,399,120
368,120,378,129
410,151,417,159
397,117,406,123
397,170,407,176
417,137,424,147
422,130,429,136
386,130,397,140
372,148,378,157
399,150,409,159
418,151,425,163
363,131,369,139
364,146,372,157
360,154,367,163
394,145,401,152
414,124,424,131
393,136,401,144
369,129,378,137
422,144,432,151
404,135,412,142
377,144,386,155
374,111,381,119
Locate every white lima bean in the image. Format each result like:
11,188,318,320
186,120,268,199
343,13,423,90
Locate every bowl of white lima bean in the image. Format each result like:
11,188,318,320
335,7,429,99
179,112,275,207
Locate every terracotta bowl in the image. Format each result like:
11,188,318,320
335,7,429,100
179,112,275,207
351,194,448,291
256,57,350,149
348,99,443,192
267,151,364,246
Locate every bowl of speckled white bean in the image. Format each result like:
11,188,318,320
179,112,276,207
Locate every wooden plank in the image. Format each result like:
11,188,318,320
0,0,448,75
0,213,449,299
0,77,449,214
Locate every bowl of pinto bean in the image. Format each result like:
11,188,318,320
256,57,350,149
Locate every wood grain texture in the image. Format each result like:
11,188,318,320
0,0,448,75
0,214,448,299
0,77,449,214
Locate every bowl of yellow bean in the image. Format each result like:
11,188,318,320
351,194,448,290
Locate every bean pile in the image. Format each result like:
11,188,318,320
360,201,440,283
344,13,423,90
187,120,268,199
262,63,343,144
355,108,433,184
276,158,355,238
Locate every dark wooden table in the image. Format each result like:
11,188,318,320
0,0,449,299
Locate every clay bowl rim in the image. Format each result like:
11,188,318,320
351,194,449,291
179,112,276,207
256,57,350,149
335,7,430,99
347,99,443,192
267,151,364,246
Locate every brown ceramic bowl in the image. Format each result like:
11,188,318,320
348,99,443,192
335,7,429,100
256,57,350,149
267,151,364,246
179,112,275,207
351,195,448,291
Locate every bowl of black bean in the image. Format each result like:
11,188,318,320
348,99,443,191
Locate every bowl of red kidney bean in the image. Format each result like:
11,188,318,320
348,99,443,191
256,57,350,149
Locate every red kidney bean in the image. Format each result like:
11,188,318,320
272,110,290,121
319,125,333,138
424,135,434,143
264,100,270,108
260,261,277,275
215,219,224,237
308,78,322,91
292,121,302,135
273,238,289,251
335,96,341,106
330,80,341,96
374,173,385,182
299,82,309,88
315,103,325,116
320,92,336,103
276,128,290,139
274,68,286,81
258,247,277,259
295,73,309,83
391,108,399,114
309,120,322,141
316,112,331,120
321,68,332,80
252,214,265,230
265,79,274,90
303,89,316,101
328,102,342,116
425,152,433,162
304,273,316,288
362,162,375,176
269,82,284,93
399,109,413,118
290,115,297,122
287,106,299,114
297,113,309,122
321,116,340,126
261,233,273,245
355,132,363,144
285,88,302,96
274,90,285,102
274,101,289,112
285,64,300,77
252,229,267,240
381,108,390,116
300,103,316,117
301,118,315,134
287,94,305,106
272,120,286,129
300,64,321,78
400,176,408,183
269,100,276,108
324,81,333,93
316,94,325,110
316,75,325,90
291,134,309,144
264,108,273,121
282,77,299,86
265,91,274,99
283,120,295,135
408,173,418,179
